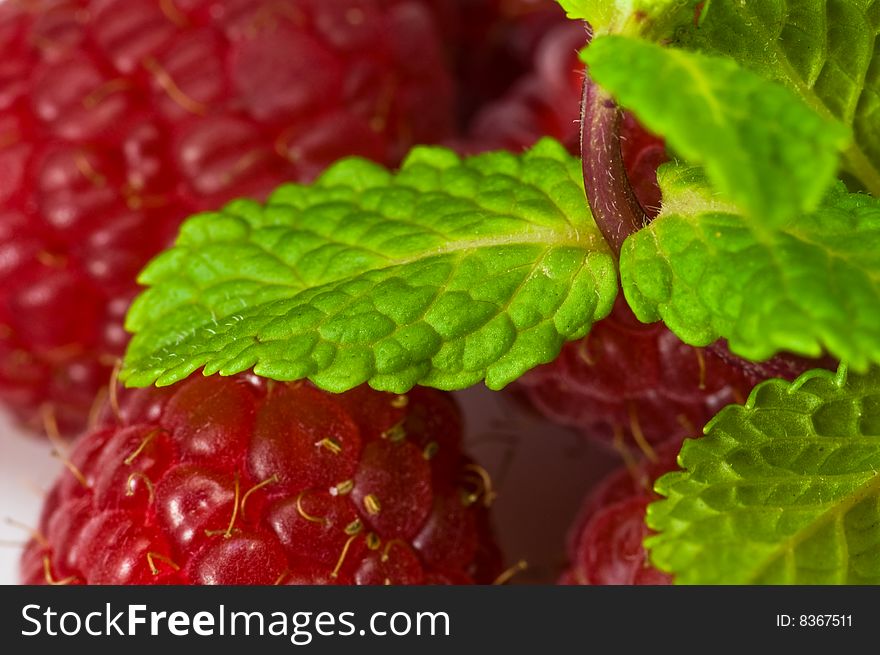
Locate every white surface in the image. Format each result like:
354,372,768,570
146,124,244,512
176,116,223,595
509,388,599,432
0,410,61,585
0,386,618,585
454,387,619,583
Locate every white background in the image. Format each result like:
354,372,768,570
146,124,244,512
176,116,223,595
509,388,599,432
0,410,61,585
0,386,619,585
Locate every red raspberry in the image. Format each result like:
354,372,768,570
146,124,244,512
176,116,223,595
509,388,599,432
560,443,678,585
618,112,668,217
0,0,455,436
426,0,568,125
463,20,585,152
21,375,501,585
513,296,760,453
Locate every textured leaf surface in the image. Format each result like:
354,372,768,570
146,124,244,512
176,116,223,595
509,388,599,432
122,140,617,392
620,163,880,368
678,0,880,195
647,366,880,584
583,36,850,226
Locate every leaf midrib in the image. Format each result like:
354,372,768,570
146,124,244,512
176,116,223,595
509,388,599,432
744,468,880,583
665,46,728,126
183,225,596,297
128,227,599,367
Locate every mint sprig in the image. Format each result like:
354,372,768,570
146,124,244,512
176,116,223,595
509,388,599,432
561,0,880,198
121,140,617,392
584,36,850,227
647,365,880,584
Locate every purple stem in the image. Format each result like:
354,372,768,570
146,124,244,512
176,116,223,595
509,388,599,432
580,74,649,257
581,72,834,378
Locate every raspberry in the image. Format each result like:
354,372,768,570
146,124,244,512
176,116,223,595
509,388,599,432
513,296,761,453
0,0,455,436
463,20,585,152
560,443,678,585
426,0,568,125
21,375,501,585
618,112,667,217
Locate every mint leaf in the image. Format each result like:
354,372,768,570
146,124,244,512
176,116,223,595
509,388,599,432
555,0,612,23
677,0,880,196
121,139,617,393
555,1,698,39
620,162,880,368
583,36,851,227
647,366,880,584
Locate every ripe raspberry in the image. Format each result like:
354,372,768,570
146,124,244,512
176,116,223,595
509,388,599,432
21,375,501,585
560,443,678,585
463,20,584,152
426,0,568,125
0,0,455,436
513,296,761,453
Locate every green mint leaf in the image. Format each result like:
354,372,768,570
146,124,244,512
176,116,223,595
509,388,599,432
121,139,617,393
583,35,851,227
555,1,698,39
677,0,880,196
647,366,880,584
620,162,880,368
555,0,613,23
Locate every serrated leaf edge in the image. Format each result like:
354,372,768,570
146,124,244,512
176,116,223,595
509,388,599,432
644,364,880,584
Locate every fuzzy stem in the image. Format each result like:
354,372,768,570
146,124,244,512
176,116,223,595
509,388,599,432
580,75,649,256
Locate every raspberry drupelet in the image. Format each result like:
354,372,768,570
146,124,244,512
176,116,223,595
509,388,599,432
560,443,678,585
0,0,455,436
513,296,761,454
22,374,501,585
